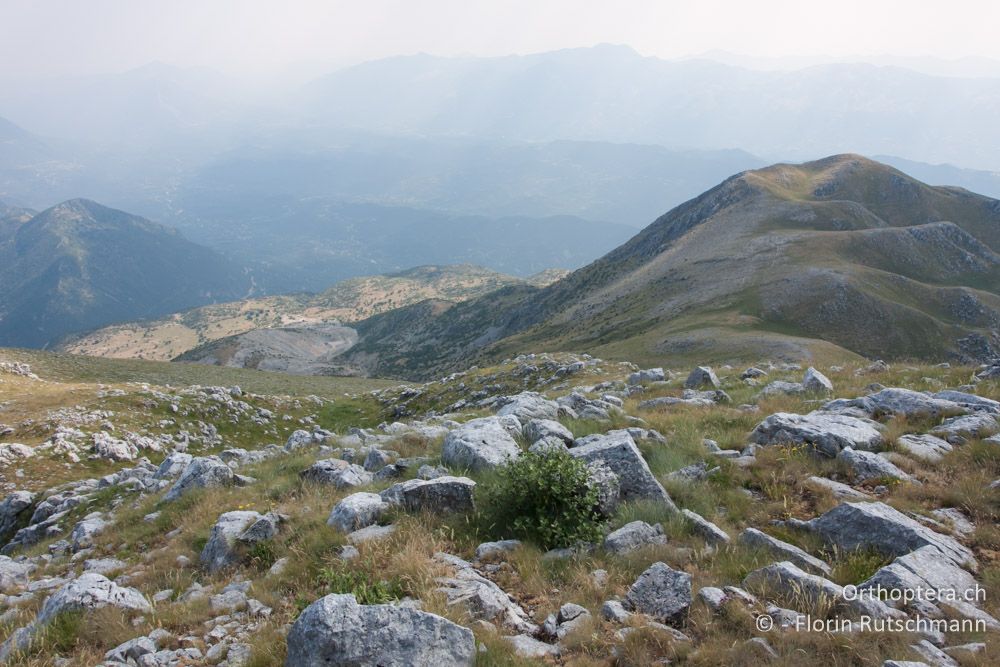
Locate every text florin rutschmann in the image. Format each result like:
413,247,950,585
792,615,987,634
754,584,990,634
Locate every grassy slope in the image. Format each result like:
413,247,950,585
1,352,997,666
340,155,1000,380
1,348,397,396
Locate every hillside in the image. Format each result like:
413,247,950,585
0,348,997,665
0,199,250,348
60,265,566,362
334,155,1000,379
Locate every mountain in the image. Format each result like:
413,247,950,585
0,115,53,168
182,137,764,227
302,46,1000,170
876,155,1000,201
163,196,633,293
328,155,1000,379
0,199,250,348
60,264,566,362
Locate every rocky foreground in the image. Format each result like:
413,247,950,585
0,354,997,665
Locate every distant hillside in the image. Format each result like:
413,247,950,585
0,115,52,168
0,199,249,348
332,155,1000,379
162,195,634,293
60,264,566,362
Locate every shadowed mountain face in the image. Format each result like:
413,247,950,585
0,199,250,348
333,155,1000,379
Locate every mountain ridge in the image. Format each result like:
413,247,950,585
0,199,250,348
330,155,1000,378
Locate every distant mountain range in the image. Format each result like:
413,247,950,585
0,199,250,348
325,155,1000,379
300,45,1000,170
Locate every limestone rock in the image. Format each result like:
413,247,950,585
299,459,373,488
838,447,914,483
750,411,884,456
379,476,476,514
285,594,475,666
684,366,720,390
625,561,691,624
805,502,975,570
327,492,388,533
603,521,666,555
442,417,521,472
568,430,675,509
738,528,831,576
164,457,236,502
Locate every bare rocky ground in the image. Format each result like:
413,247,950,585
0,352,997,666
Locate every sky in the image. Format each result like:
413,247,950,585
1,0,999,79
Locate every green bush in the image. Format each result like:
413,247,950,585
319,566,406,605
481,450,604,549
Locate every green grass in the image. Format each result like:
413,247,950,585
1,347,398,396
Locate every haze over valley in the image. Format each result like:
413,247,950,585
1,3,999,666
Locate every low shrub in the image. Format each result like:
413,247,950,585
480,450,604,549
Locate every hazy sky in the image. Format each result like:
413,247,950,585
2,0,999,78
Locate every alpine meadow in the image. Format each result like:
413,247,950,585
0,2,998,666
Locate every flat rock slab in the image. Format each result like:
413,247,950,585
738,528,831,576
838,447,914,483
285,593,475,666
931,412,999,442
805,502,976,570
346,524,397,544
682,509,730,545
497,392,560,422
743,561,897,620
896,434,952,462
750,411,884,456
803,475,871,501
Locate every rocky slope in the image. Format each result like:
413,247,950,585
0,199,250,349
60,265,567,363
0,348,997,665
334,155,1000,379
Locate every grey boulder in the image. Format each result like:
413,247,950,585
750,411,885,456
625,561,692,624
804,502,975,570
299,459,373,488
379,476,476,514
569,430,676,509
164,456,236,502
838,447,914,483
442,417,521,472
684,366,720,390
603,521,666,555
285,593,475,666
896,434,952,463
201,510,281,572
802,367,834,393
738,528,831,576
0,491,34,541
327,492,388,533
497,392,560,422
